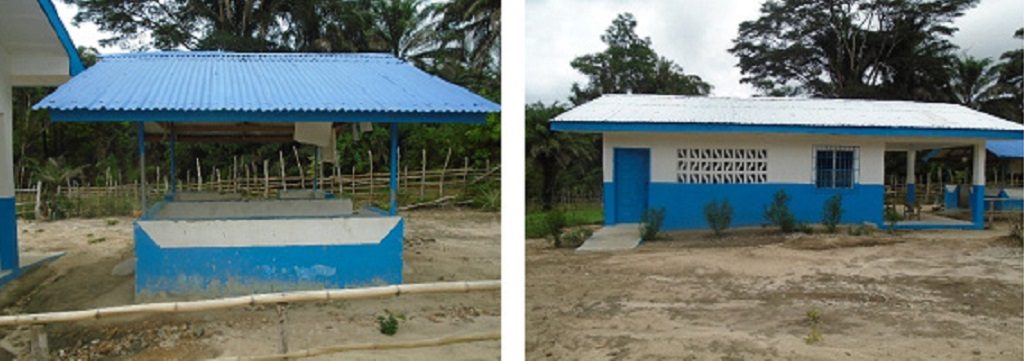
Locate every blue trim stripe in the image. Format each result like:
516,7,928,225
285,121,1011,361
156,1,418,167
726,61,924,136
551,121,1024,140
49,109,488,124
36,0,84,75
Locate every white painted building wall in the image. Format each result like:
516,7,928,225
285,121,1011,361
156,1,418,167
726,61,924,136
601,132,994,186
1,45,14,200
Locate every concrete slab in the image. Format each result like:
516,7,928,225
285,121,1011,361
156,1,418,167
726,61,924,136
577,224,642,252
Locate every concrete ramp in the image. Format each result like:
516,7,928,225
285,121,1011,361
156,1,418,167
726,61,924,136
577,224,641,252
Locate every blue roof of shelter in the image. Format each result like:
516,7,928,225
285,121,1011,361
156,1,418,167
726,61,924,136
988,140,1024,158
34,51,499,123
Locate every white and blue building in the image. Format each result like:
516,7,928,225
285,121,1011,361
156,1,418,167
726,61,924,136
552,95,1024,231
32,52,499,298
0,0,84,284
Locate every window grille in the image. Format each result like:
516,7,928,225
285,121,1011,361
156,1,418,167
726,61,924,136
676,148,767,184
813,146,858,189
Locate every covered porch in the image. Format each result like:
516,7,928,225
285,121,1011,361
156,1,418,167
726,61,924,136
885,140,987,230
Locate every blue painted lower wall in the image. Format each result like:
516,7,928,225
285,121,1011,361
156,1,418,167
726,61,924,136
134,219,404,298
971,185,985,229
944,185,960,209
0,197,18,271
604,182,884,230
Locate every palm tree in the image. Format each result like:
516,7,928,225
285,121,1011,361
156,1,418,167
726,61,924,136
430,0,500,70
948,55,1002,110
33,157,86,220
526,102,597,210
370,0,437,63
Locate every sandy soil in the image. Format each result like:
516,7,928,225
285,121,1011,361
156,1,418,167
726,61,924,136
0,208,500,360
527,225,1024,360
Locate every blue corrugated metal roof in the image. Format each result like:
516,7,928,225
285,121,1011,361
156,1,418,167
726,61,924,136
988,140,1024,158
34,51,498,122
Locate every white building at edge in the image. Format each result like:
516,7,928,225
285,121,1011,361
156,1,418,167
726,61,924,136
551,94,1024,231
0,0,84,274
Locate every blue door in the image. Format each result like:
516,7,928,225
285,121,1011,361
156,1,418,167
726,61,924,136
614,148,650,223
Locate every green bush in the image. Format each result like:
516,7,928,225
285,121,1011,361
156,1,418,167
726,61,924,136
640,208,665,241
883,207,902,233
545,211,568,247
821,194,843,233
559,227,594,248
704,199,733,237
764,190,796,233
848,224,874,236
377,310,403,336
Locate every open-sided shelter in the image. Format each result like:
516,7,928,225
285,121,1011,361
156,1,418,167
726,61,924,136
33,51,499,298
0,0,84,284
551,94,1023,231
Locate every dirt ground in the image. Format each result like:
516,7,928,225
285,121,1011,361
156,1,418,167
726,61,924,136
0,208,500,360
527,225,1024,360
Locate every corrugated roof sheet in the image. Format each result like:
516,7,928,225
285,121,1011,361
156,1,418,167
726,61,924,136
553,94,1023,131
34,51,499,114
988,140,1024,158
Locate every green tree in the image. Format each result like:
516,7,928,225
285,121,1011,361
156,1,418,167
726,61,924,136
526,102,597,210
569,13,711,104
730,0,977,99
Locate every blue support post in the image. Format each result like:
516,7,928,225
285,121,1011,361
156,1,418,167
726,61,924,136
971,142,986,229
905,150,916,206
389,123,398,215
0,198,17,272
169,129,177,198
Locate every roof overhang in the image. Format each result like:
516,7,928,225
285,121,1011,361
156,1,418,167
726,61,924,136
48,109,489,124
551,121,1024,140
0,0,84,86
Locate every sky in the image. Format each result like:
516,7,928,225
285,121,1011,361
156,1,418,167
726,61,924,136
54,0,1023,103
525,0,1024,103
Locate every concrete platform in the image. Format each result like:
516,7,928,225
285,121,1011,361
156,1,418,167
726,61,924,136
577,224,641,252
0,251,65,286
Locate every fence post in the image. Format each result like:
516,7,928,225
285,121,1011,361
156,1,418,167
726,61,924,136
463,157,469,192
233,156,238,193
33,181,42,220
263,160,270,198
292,146,305,189
439,148,452,196
30,324,48,361
196,158,203,192
277,303,289,355
420,149,426,198
279,151,287,192
368,150,374,203
351,166,356,197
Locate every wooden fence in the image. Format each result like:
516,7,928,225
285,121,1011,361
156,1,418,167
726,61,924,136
0,280,500,360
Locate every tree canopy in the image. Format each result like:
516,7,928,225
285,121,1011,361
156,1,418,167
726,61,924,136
569,13,711,104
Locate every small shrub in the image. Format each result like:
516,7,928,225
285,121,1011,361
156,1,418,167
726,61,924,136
545,211,567,248
821,194,843,233
806,308,821,323
796,223,814,234
805,308,824,345
1009,216,1023,245
106,219,119,226
377,310,403,336
640,208,665,241
883,207,902,233
704,199,733,237
560,227,594,248
805,327,823,344
764,190,796,233
848,224,874,236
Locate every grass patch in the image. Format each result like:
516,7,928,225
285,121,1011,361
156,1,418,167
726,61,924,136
525,203,603,238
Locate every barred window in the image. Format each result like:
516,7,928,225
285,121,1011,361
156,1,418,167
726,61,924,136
814,146,857,189
677,148,767,184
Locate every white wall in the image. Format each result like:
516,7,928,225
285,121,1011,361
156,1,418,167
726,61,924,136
0,45,13,198
602,132,891,185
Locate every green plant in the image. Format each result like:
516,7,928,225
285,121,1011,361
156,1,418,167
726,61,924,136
883,207,902,233
640,208,665,241
1009,216,1023,245
87,237,107,244
545,211,568,247
377,310,404,336
848,224,874,236
106,219,119,226
704,199,733,237
764,190,796,233
560,227,594,248
805,308,824,345
796,223,814,234
821,194,843,233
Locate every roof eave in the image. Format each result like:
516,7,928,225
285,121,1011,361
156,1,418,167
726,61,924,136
46,109,494,124
549,121,1024,140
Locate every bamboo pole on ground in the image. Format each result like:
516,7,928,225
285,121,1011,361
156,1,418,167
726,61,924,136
0,281,498,327
211,331,501,361
439,148,452,196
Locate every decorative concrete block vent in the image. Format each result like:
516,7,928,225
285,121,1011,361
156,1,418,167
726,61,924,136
134,199,402,299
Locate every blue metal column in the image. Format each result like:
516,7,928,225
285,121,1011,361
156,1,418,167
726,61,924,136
971,142,986,229
389,123,398,215
137,122,147,215
905,150,916,205
169,129,177,197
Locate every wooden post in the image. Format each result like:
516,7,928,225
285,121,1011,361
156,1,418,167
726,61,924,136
277,303,289,354
420,149,426,198
196,158,203,191
33,181,42,220
155,166,161,193
186,170,192,190
262,159,269,198
439,148,452,196
233,156,238,193
351,166,356,197
368,150,374,202
403,165,409,192
463,157,469,192
215,168,221,192
30,324,48,361
279,151,287,191
293,146,305,189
